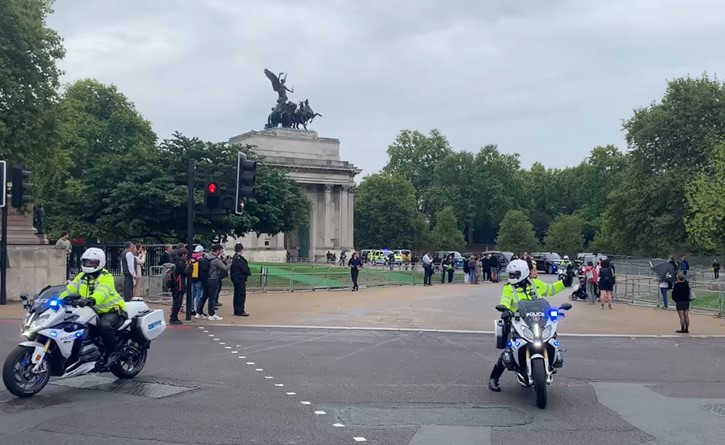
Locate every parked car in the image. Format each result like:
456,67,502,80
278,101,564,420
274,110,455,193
532,252,562,274
394,249,411,263
481,251,514,272
434,251,465,269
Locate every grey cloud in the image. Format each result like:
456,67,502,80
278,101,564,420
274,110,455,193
47,0,725,177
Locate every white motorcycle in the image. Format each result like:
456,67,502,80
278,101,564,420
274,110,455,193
494,295,573,409
2,285,166,398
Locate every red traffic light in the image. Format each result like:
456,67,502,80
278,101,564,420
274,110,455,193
206,182,218,195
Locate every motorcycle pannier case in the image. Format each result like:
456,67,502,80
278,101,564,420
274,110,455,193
134,309,166,341
494,319,506,349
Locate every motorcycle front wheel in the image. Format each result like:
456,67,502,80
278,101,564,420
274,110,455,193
531,357,548,409
2,346,51,398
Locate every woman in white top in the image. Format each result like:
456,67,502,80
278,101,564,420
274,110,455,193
133,245,147,299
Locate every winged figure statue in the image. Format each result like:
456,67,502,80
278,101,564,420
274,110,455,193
264,68,295,103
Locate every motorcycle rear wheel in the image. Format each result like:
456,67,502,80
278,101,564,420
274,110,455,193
2,346,50,398
531,357,548,409
110,342,148,379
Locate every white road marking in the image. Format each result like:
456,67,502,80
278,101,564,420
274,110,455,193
219,342,225,345
213,338,220,341
225,347,232,349
256,369,263,372
222,324,725,338
231,351,239,354
353,438,367,442
314,410,326,415
333,423,345,427
286,392,296,395
301,401,311,405
275,384,284,387
246,362,255,365
238,356,246,358
208,334,214,337
264,376,274,379
198,327,204,330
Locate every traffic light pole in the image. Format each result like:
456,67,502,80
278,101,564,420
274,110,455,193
0,204,7,305
185,159,194,320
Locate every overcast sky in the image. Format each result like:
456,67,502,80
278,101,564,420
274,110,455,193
47,0,725,177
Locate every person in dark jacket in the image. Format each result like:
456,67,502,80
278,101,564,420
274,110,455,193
230,243,251,316
169,248,188,325
159,245,172,266
197,244,230,321
348,251,362,291
671,273,691,333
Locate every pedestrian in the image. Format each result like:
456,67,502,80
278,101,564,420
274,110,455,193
133,244,146,299
598,258,615,309
658,273,671,310
230,243,251,316
168,248,188,325
348,251,362,291
585,261,597,304
713,259,720,279
189,245,205,317
159,245,172,266
446,254,455,283
441,254,452,283
679,256,689,276
422,251,433,286
671,273,691,333
122,242,136,302
197,244,230,321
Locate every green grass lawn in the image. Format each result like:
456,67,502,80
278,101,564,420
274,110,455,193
691,290,723,311
246,263,425,291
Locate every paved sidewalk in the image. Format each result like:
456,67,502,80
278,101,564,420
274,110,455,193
2,282,723,335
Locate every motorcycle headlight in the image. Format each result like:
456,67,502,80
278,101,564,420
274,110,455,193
542,325,553,341
518,325,535,342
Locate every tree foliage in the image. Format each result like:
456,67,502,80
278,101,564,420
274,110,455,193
495,210,539,254
353,174,424,249
685,141,725,253
39,80,307,242
544,214,584,256
430,206,465,251
0,0,65,173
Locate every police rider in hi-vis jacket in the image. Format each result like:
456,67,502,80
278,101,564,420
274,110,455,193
488,259,566,392
59,248,127,365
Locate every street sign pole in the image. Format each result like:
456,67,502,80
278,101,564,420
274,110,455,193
0,160,7,305
185,159,195,320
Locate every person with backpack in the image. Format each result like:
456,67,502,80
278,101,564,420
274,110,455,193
196,244,230,321
189,245,205,317
598,258,615,309
168,248,189,325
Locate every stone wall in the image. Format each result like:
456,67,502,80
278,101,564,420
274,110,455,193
5,246,66,302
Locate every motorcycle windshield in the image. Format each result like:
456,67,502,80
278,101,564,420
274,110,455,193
517,299,551,332
31,285,68,313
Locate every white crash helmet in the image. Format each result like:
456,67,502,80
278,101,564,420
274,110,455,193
81,247,106,274
563,255,569,260
506,259,530,285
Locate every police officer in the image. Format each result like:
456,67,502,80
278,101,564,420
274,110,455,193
59,247,126,365
489,259,566,392
230,243,251,316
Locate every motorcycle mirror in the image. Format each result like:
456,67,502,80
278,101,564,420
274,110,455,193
20,294,28,301
559,303,572,311
495,304,508,312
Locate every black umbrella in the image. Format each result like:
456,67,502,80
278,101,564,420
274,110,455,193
650,258,675,281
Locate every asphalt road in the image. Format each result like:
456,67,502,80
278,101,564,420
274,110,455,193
1,320,724,445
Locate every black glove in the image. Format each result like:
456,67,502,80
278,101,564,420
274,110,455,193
78,298,95,307
501,310,513,320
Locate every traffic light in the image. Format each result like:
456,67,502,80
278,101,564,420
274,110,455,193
205,181,219,209
10,165,32,209
235,152,257,215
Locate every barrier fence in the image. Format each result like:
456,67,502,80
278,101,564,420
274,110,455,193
615,274,724,317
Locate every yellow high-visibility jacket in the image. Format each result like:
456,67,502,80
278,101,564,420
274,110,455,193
499,279,565,312
60,269,126,314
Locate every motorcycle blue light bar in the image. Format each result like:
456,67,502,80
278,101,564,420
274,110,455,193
49,299,59,307
549,309,558,319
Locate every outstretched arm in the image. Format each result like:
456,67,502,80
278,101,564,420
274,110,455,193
537,279,565,297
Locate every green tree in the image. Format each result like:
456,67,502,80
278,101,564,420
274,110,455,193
685,141,725,253
495,210,539,254
544,214,584,256
0,0,66,180
42,80,307,242
603,74,725,255
429,206,465,251
353,174,424,248
383,129,453,215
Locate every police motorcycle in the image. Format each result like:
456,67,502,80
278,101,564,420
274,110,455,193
557,258,576,287
2,284,166,398
494,289,575,409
